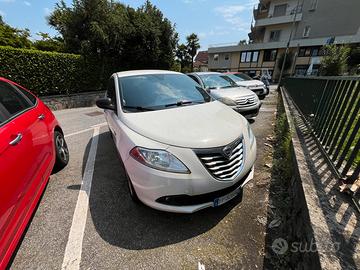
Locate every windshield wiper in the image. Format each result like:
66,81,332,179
164,100,204,108
123,105,155,111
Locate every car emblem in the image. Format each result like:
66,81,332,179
222,145,233,159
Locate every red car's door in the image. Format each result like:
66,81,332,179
0,81,52,265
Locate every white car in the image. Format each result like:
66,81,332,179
188,72,261,119
96,70,257,213
225,73,269,100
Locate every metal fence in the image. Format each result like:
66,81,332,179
284,76,360,182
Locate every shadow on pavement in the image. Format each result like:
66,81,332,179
87,131,237,250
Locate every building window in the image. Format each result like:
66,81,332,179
273,4,287,17
252,51,259,63
309,0,318,10
240,51,259,63
224,54,230,61
241,52,247,63
245,52,252,62
298,48,306,57
214,54,219,61
263,49,277,61
303,26,311,38
295,65,309,76
269,30,281,42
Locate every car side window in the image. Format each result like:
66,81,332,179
0,81,32,126
15,85,37,105
106,77,118,114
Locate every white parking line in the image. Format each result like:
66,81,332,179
61,127,100,270
64,122,107,138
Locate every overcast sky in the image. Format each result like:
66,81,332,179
0,0,257,50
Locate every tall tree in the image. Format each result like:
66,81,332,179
48,0,178,70
0,15,32,48
186,33,200,72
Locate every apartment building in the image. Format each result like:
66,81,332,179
208,0,360,80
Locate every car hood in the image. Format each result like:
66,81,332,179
122,101,247,148
235,80,265,88
210,86,256,99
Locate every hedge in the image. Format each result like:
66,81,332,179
0,46,107,96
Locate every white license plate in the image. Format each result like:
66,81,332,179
213,188,242,207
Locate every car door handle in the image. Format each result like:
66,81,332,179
9,133,23,146
38,114,45,120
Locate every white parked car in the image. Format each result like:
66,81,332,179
187,72,262,119
225,72,269,100
96,70,257,213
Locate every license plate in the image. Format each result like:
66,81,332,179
213,188,243,207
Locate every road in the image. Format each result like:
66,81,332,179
10,88,278,270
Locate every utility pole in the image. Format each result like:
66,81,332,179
277,0,302,90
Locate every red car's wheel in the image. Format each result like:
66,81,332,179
53,130,69,173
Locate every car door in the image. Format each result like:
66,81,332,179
0,81,51,262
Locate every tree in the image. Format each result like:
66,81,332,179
48,0,178,71
0,15,32,48
348,46,360,74
186,33,200,72
320,44,350,76
277,52,293,72
176,43,191,72
33,32,64,52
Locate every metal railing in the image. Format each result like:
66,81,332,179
284,76,360,182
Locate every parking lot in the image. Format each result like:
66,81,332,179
10,88,278,270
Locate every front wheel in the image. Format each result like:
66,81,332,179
53,131,69,173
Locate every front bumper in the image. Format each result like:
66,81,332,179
249,87,267,97
231,102,262,119
124,143,256,213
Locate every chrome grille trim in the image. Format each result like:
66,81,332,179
235,94,257,107
194,137,245,181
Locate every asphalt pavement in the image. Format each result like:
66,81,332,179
10,88,278,270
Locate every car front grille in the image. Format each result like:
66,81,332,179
235,95,256,107
194,137,244,181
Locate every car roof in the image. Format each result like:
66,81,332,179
188,72,222,76
115,70,181,78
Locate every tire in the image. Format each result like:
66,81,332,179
53,130,69,173
125,170,140,203
259,95,266,100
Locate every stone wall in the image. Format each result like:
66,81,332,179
40,91,105,111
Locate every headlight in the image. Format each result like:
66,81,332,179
247,122,255,147
130,147,190,174
218,97,237,106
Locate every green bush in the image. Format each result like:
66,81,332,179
0,46,107,96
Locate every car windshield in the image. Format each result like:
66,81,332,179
199,74,238,89
226,74,244,83
233,73,253,81
118,74,211,112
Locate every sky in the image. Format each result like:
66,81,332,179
0,0,257,50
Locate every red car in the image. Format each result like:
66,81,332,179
0,78,69,268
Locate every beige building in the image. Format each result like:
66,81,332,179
208,0,360,80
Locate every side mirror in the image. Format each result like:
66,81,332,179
96,98,115,110
205,86,211,93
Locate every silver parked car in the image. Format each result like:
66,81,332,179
187,72,261,119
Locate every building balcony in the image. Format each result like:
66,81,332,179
254,12,302,27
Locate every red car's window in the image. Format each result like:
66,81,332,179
0,81,33,126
